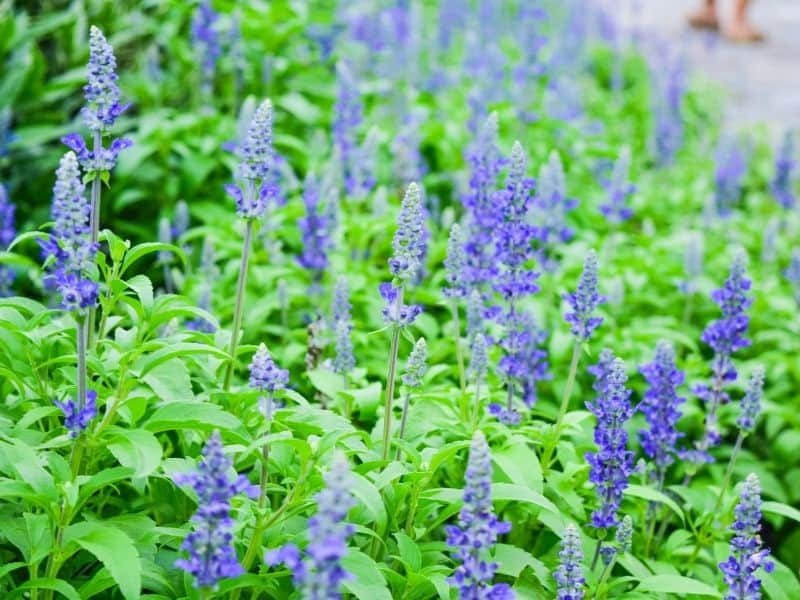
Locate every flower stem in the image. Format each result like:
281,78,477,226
450,302,466,394
471,380,482,431
395,392,411,461
541,340,582,473
258,392,274,511
591,538,603,571
381,324,402,461
76,315,88,413
87,131,102,348
223,219,254,391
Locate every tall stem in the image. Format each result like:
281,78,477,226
542,340,582,473
395,392,411,461
713,433,744,517
87,131,102,347
381,323,402,461
591,538,603,571
258,392,274,511
471,380,482,431
223,219,254,391
451,303,466,394
76,315,88,412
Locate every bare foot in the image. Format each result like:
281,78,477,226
725,21,765,43
688,9,720,30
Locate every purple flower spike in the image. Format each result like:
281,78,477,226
174,431,257,590
719,474,774,599
599,147,635,223
192,0,221,94
586,356,634,530
266,452,356,599
55,390,98,437
771,130,795,210
737,366,765,434
297,173,333,282
379,282,422,327
82,26,129,133
531,151,578,272
554,524,585,600
0,184,16,295
445,431,515,600
563,250,605,341
639,341,685,475
249,343,289,393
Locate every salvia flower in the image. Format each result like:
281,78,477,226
297,173,333,281
563,250,605,341
463,113,506,289
444,223,469,299
389,182,425,281
600,146,635,222
379,282,422,327
586,356,634,530
249,343,289,394
530,150,578,271
266,452,356,599
771,130,796,210
333,62,373,199
713,136,749,218
54,390,97,438
615,515,633,554
691,251,752,456
679,231,704,294
649,49,685,165
639,341,685,475
737,366,765,434
554,524,585,600
173,200,190,238
718,474,774,599
784,248,800,305
332,276,351,325
192,0,221,95
174,431,257,589
81,26,128,133
469,333,488,387
225,99,278,219
0,184,15,295
402,338,427,388
40,152,98,312
445,430,514,600
333,319,356,376
157,216,172,264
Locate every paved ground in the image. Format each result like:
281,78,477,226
634,0,800,134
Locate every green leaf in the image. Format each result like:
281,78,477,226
350,472,388,534
144,402,247,441
307,368,345,398
341,550,392,600
121,242,187,275
394,532,422,573
142,358,193,402
762,501,800,524
63,522,141,600
125,275,154,312
624,485,684,523
492,483,560,515
132,343,229,376
635,575,721,597
10,578,81,600
492,436,543,492
108,429,163,478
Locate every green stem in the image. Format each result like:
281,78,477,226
257,392,274,511
591,538,603,571
76,315,88,414
471,380,482,431
87,131,102,348
395,392,412,461
223,219,254,391
643,470,665,558
541,340,582,473
451,303,466,394
594,554,618,599
381,287,404,461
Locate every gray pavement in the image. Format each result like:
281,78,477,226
633,0,800,134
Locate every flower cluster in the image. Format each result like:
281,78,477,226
718,474,774,599
225,99,279,219
737,366,765,434
639,341,685,475
389,182,426,281
649,49,685,165
39,152,98,312
554,524,585,600
563,250,605,341
713,136,749,218
531,151,577,271
771,130,796,210
679,231,704,294
379,282,422,327
446,431,514,600
81,26,129,133
444,223,469,299
54,390,98,438
332,277,355,376
249,343,289,395
691,252,752,457
599,147,635,223
266,452,356,599
192,0,221,95
462,113,506,289
469,333,489,388
174,431,257,589
297,173,333,282
586,356,634,530
334,62,374,199
0,184,15,295
402,338,427,388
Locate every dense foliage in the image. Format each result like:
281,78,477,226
1,1,799,599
